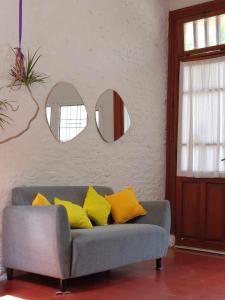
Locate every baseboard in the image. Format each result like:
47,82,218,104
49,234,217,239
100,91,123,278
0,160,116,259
175,245,225,255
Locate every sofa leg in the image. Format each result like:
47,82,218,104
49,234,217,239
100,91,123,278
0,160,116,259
59,279,67,293
156,258,163,270
56,279,72,295
6,268,13,280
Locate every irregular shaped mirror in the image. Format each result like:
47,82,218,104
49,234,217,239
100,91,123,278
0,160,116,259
95,90,131,142
46,82,88,142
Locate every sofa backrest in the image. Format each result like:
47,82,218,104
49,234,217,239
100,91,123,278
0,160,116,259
12,186,114,206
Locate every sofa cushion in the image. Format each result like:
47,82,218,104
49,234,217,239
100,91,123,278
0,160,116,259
70,224,168,277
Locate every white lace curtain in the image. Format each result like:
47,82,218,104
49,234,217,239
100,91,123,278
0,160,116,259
177,56,225,177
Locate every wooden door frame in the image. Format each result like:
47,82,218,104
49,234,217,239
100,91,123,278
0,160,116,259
166,0,225,233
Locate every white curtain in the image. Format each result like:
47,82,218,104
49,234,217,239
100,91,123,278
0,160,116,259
177,56,225,177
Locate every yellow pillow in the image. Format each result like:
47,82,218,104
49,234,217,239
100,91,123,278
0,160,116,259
54,197,93,229
105,187,147,224
32,193,51,206
83,186,111,226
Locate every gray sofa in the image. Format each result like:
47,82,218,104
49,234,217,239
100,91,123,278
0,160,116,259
3,186,171,292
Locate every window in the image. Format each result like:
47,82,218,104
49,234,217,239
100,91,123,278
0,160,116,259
184,14,225,51
59,105,87,142
178,56,225,177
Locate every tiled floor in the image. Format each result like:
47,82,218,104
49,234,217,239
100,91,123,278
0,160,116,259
0,249,225,300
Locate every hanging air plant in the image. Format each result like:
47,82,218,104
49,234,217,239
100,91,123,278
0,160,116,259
9,0,47,88
0,0,48,144
10,48,47,88
9,0,47,89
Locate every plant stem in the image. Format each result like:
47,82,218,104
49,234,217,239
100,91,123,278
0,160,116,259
0,85,39,144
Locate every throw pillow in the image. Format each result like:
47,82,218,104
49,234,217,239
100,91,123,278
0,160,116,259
83,186,111,226
32,193,51,206
54,197,93,229
105,187,146,224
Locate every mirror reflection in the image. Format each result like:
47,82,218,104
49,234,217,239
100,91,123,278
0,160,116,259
95,90,131,143
46,82,88,142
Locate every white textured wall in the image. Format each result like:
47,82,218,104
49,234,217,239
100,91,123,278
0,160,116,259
170,0,212,10
0,0,169,273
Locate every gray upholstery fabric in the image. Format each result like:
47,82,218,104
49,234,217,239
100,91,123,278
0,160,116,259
3,186,171,281
71,224,168,277
12,186,114,206
132,200,171,235
3,205,71,279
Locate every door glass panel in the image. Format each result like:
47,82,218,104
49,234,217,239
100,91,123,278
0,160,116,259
219,14,225,44
184,22,194,51
178,57,225,177
207,16,217,46
196,19,206,48
184,13,225,51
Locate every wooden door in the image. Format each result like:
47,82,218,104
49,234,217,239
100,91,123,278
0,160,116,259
166,1,225,252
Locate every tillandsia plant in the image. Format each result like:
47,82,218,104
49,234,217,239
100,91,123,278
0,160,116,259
0,48,48,144
0,0,48,144
10,48,47,88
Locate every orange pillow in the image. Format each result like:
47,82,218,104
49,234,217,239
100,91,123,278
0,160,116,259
32,193,51,206
105,187,146,224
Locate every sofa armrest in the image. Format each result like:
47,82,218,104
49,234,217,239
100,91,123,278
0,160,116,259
3,205,71,279
132,200,171,235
